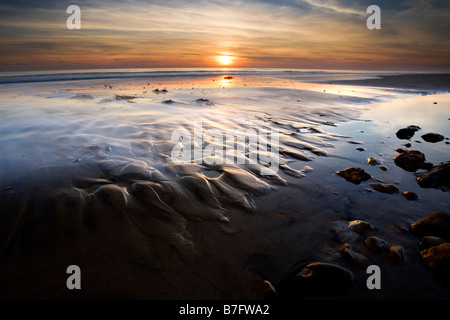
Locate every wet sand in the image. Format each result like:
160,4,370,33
0,71,449,300
327,73,450,91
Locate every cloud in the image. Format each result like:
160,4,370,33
0,0,449,71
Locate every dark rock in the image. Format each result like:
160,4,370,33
394,150,431,172
370,183,399,194
411,211,450,241
356,147,366,152
420,243,450,287
115,94,135,102
416,162,450,189
387,245,406,264
422,133,444,143
365,236,387,252
223,76,233,80
367,157,380,165
196,98,213,106
336,167,371,184
396,125,421,140
379,166,388,171
419,236,446,250
402,191,418,200
278,262,353,297
404,142,412,148
250,274,279,300
336,243,370,267
348,220,373,234
71,94,94,100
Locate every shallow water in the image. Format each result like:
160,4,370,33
0,70,449,299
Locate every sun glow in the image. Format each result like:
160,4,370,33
218,55,233,66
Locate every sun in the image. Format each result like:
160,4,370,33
218,55,233,66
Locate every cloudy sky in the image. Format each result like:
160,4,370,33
0,0,449,71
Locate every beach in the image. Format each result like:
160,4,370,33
0,69,449,300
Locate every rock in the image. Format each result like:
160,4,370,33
223,76,233,80
402,191,419,200
348,220,373,234
364,236,387,252
396,125,421,140
71,94,94,100
370,183,399,194
420,243,450,286
278,262,353,297
404,142,412,148
336,243,370,267
336,167,371,184
356,147,366,152
379,166,388,171
367,157,380,165
394,150,431,172
250,274,279,300
387,245,406,264
410,211,450,241
333,220,373,243
195,98,213,106
421,133,444,143
115,94,135,101
416,162,450,190
419,236,446,250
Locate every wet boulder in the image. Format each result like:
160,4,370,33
416,162,450,190
421,133,445,143
387,245,406,264
419,236,446,251
420,243,450,287
394,150,431,172
410,211,450,241
396,125,421,140
364,236,387,252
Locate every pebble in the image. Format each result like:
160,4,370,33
336,243,370,267
336,167,371,184
370,183,399,194
402,191,418,200
367,157,380,165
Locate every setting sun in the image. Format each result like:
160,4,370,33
218,55,233,66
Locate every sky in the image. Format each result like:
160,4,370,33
0,0,449,71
